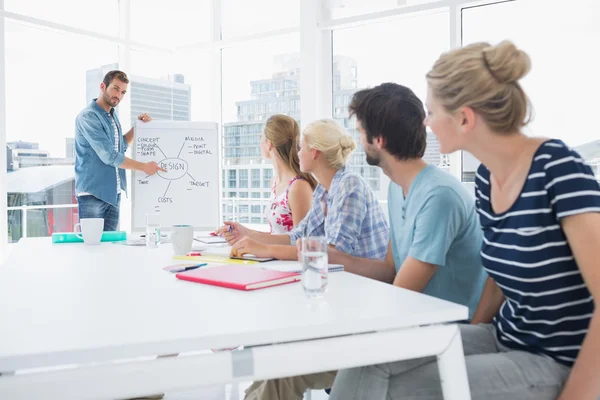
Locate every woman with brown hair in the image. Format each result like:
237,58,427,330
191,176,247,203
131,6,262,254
219,114,316,235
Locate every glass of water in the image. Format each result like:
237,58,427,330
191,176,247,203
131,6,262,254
145,213,161,249
301,236,328,298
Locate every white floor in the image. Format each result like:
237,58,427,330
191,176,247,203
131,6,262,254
163,382,330,400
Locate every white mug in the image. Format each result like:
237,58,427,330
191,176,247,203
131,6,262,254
171,225,194,255
74,218,104,245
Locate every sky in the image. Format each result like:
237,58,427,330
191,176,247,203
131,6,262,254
462,0,600,148
3,0,600,234
3,0,600,160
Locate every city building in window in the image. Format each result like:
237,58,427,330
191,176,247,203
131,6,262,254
222,54,389,222
86,64,191,123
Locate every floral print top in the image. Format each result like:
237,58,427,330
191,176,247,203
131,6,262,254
266,176,304,234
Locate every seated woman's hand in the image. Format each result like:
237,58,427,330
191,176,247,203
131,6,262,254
216,221,248,245
230,237,269,258
296,239,303,261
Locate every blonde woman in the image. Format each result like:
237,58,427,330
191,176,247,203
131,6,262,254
219,114,316,235
330,41,600,400
226,118,389,263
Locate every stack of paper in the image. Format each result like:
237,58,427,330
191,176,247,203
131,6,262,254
263,262,344,274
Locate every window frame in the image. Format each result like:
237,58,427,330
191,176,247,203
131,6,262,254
0,0,517,259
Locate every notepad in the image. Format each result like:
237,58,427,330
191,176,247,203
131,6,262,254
267,263,344,274
230,254,276,262
194,236,227,244
176,265,300,291
174,255,259,265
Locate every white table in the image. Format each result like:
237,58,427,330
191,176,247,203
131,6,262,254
0,238,471,399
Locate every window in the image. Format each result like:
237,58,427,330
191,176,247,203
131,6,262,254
228,170,237,188
239,192,249,198
263,168,273,188
222,34,300,125
228,192,237,198
263,192,270,198
221,34,299,230
4,21,118,242
239,169,248,188
251,192,261,199
461,0,600,181
251,217,262,224
5,0,119,35
251,169,261,188
130,49,214,125
326,0,438,20
332,10,449,198
130,0,211,48
173,49,216,122
251,205,262,214
222,0,300,38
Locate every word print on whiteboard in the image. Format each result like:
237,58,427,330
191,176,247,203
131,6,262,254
132,120,220,231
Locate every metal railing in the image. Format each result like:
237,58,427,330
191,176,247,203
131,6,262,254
6,203,78,239
5,200,270,240
6,198,391,239
221,197,390,223
221,197,270,222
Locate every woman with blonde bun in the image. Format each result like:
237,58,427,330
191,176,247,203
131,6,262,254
330,41,600,400
227,118,389,263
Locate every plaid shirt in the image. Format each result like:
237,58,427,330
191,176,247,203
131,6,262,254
288,167,389,260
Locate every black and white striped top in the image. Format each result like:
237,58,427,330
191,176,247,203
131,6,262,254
475,139,599,366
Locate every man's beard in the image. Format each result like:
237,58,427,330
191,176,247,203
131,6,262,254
365,152,380,166
104,93,119,106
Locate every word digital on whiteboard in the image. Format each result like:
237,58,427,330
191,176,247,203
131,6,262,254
132,120,220,231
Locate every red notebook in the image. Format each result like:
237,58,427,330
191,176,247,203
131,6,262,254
176,265,301,291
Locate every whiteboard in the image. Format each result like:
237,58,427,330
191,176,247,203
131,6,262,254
131,120,220,232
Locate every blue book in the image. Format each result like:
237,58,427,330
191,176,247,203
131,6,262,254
52,231,127,244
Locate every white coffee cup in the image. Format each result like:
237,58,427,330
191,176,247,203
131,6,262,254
171,225,194,255
74,218,104,245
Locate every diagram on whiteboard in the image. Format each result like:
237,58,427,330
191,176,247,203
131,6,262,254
136,136,211,203
132,121,220,231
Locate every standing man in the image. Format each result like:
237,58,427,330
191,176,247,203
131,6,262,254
75,70,165,231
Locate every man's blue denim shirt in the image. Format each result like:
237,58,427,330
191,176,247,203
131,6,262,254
75,99,129,207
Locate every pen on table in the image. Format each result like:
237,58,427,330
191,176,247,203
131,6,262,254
187,251,202,256
172,263,206,273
